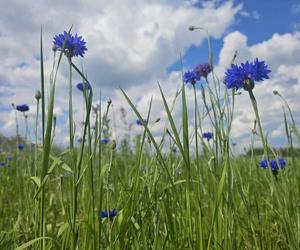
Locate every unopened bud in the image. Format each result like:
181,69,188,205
52,44,57,52
154,117,160,123
188,26,196,31
243,79,254,91
35,90,41,100
111,139,116,150
273,90,279,95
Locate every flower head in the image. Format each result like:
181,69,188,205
100,209,118,220
18,144,25,151
270,160,278,171
16,104,29,112
0,162,6,167
101,138,109,144
259,159,286,172
92,104,100,114
76,82,91,92
136,119,144,126
53,31,87,58
224,58,271,91
183,70,201,85
259,159,268,169
35,90,41,100
202,132,213,141
6,156,13,161
140,165,146,173
279,158,286,169
194,63,212,78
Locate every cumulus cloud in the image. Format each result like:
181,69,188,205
239,10,260,20
217,30,300,151
1,0,299,154
0,0,242,145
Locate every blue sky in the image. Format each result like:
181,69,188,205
169,0,300,72
0,0,299,152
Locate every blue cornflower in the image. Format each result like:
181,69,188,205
101,138,109,144
6,156,13,161
224,58,271,91
194,63,212,78
16,104,29,112
259,159,268,169
0,162,6,167
279,158,286,169
183,70,201,85
202,132,213,141
270,160,278,171
92,104,100,114
259,158,286,171
136,119,144,126
76,82,91,92
63,171,72,177
53,31,87,58
18,144,25,151
99,209,118,220
140,165,146,173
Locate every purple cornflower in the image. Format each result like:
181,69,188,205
202,132,213,141
224,58,271,91
100,209,118,220
259,159,268,169
16,104,29,112
194,63,212,78
101,138,109,144
183,70,201,85
0,162,6,167
76,82,91,92
18,144,25,151
53,31,87,58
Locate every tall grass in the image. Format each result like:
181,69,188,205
0,27,299,250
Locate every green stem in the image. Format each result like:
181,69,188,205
192,85,200,170
13,106,20,146
35,99,40,176
40,28,45,145
23,112,28,144
193,85,204,249
248,90,268,158
68,57,74,150
68,57,78,250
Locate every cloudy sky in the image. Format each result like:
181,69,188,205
0,0,300,152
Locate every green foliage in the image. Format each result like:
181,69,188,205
0,28,300,250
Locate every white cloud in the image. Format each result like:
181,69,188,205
292,3,300,14
0,0,242,145
239,10,260,20
1,0,299,155
217,30,300,151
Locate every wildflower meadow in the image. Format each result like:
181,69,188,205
0,26,300,250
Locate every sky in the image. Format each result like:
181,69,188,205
0,0,300,153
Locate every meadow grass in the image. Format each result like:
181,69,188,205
0,28,299,250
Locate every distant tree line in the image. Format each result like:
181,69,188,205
244,147,300,157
